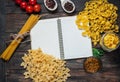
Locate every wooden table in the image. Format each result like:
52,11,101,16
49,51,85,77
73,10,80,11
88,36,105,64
0,0,120,82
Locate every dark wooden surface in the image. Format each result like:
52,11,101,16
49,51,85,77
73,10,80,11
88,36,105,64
0,0,120,82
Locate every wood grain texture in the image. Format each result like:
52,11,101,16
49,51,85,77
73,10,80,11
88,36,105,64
0,0,120,82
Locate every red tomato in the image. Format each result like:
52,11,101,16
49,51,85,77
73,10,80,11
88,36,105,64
15,0,22,5
20,1,27,9
29,0,37,5
26,5,34,13
34,4,41,13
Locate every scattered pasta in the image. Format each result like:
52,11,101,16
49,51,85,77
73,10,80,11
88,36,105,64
76,0,119,46
21,48,70,82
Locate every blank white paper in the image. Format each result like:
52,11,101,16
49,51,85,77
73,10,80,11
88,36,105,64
30,18,61,59
60,16,93,59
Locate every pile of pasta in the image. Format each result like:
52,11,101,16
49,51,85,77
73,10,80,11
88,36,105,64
21,48,70,82
76,0,119,46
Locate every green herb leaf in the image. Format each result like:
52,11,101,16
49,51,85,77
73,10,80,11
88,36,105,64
92,48,104,58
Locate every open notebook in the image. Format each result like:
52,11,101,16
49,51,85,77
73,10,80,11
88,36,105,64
30,16,93,60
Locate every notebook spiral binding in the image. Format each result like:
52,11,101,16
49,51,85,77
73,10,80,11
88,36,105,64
57,19,64,60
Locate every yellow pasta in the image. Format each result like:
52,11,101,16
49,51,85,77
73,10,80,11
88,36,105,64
0,14,41,61
103,33,119,49
76,0,119,46
21,48,70,82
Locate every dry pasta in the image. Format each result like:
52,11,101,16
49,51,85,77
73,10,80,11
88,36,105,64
103,33,119,49
0,14,41,61
76,0,119,46
21,48,70,82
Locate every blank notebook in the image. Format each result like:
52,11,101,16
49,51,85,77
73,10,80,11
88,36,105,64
30,16,93,60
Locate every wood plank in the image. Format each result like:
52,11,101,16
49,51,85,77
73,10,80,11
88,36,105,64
0,0,6,82
5,14,29,32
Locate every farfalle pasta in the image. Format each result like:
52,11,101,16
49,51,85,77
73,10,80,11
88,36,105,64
21,48,70,82
76,0,119,46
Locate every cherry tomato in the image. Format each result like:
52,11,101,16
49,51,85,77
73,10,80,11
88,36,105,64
29,0,37,5
26,5,34,13
34,4,41,13
20,1,27,9
15,0,22,5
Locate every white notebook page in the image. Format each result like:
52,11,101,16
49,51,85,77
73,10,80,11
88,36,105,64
30,18,61,59
60,16,93,59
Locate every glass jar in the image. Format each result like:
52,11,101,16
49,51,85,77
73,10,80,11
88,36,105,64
84,57,102,73
100,32,120,52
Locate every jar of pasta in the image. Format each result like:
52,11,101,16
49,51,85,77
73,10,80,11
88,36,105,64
100,32,120,52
